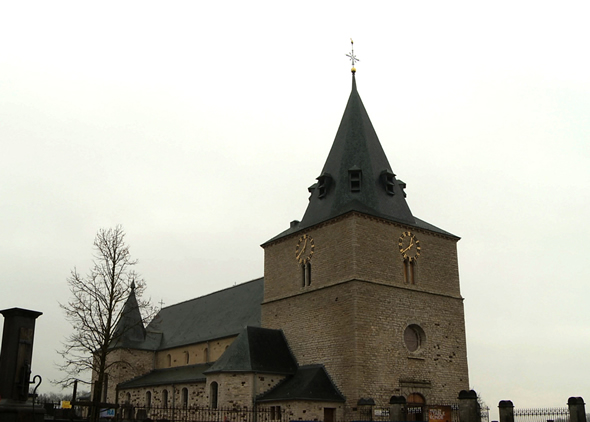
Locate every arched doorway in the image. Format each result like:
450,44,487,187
406,393,426,421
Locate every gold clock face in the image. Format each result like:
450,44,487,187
398,231,421,262
295,234,315,264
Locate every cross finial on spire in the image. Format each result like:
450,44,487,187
346,38,359,73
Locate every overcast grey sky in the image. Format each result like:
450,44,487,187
2,0,590,416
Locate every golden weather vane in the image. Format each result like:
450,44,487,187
346,38,359,72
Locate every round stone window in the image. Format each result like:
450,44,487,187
404,324,425,352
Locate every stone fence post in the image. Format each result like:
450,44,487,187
458,390,480,422
0,307,44,422
568,397,587,422
389,396,406,422
498,400,514,422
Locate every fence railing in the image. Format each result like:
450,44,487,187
120,405,293,422
514,408,570,422
116,403,463,422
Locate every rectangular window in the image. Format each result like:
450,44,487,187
349,170,361,192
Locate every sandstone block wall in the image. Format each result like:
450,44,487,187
93,348,154,404
264,214,462,304
155,336,235,368
118,382,207,408
258,400,345,422
262,213,469,407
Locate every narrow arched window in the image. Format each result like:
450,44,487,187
184,351,190,365
166,354,171,367
146,391,152,408
403,259,416,284
126,392,131,404
162,389,168,408
182,388,189,408
210,382,218,409
306,262,312,286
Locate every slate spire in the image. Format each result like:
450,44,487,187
299,73,415,229
112,282,146,348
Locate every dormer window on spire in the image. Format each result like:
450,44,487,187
381,170,396,196
316,173,332,199
349,167,362,192
397,179,407,198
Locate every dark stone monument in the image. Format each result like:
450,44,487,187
0,307,44,422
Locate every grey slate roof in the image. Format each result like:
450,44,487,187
205,327,298,375
127,278,264,351
118,363,212,389
256,364,345,403
111,284,147,349
265,75,457,243
149,278,263,350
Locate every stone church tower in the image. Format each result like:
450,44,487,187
261,72,469,407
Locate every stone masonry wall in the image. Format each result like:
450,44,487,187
262,212,469,407
353,281,469,404
255,374,286,397
155,336,236,368
263,213,462,305
93,348,154,404
258,400,345,422
118,382,207,408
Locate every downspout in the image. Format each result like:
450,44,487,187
253,373,258,422
172,384,176,421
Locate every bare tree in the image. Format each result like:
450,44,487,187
56,226,153,421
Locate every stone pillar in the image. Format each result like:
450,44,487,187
498,400,514,422
389,396,406,422
458,390,480,422
568,397,587,422
0,307,44,422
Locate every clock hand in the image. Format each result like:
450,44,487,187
401,239,415,254
296,238,308,260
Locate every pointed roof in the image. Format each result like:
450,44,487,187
256,364,346,403
265,74,457,244
111,283,146,349
301,74,414,228
205,326,298,375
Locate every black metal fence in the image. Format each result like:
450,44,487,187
514,407,570,422
38,401,484,422
113,403,464,422
118,405,292,422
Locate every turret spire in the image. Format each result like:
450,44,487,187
111,283,146,348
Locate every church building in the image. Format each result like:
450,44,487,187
104,65,470,421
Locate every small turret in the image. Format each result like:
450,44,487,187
111,282,146,348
